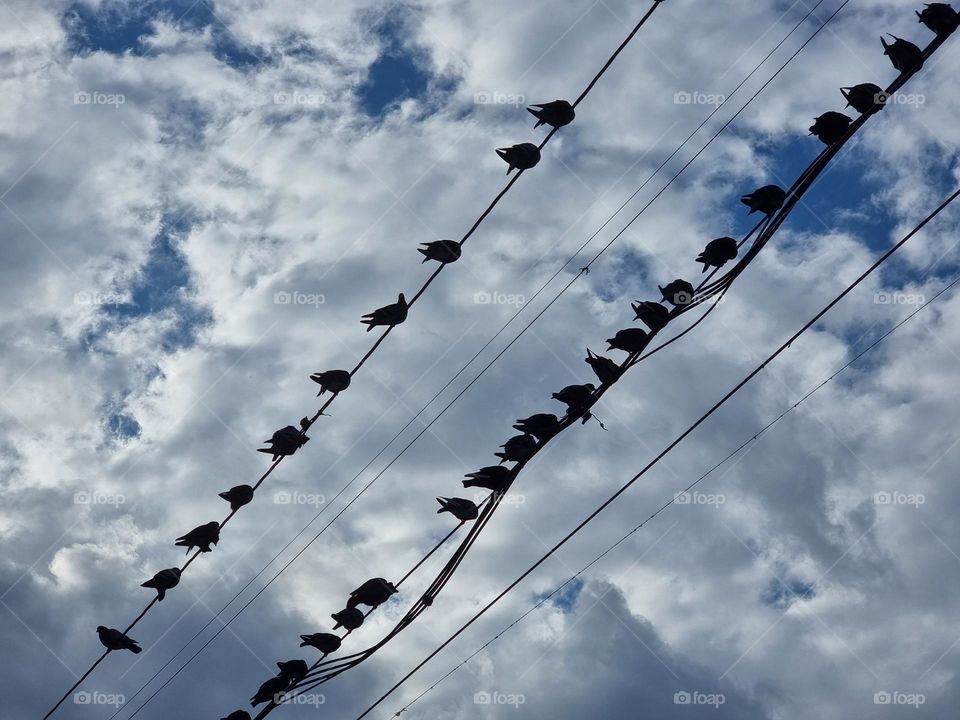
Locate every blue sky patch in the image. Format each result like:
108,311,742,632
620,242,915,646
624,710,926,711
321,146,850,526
535,577,584,613
357,8,433,116
761,577,816,609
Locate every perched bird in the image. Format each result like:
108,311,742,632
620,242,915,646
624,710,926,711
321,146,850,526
606,328,650,354
917,3,960,35
361,293,408,332
585,349,622,385
140,568,181,601
250,675,290,707
740,185,787,216
97,626,142,654
258,426,309,461
418,240,462,264
309,369,351,396
551,383,597,422
218,484,255,512
463,465,512,492
695,236,738,272
882,35,923,73
841,83,885,114
174,521,220,554
220,712,251,720
331,607,365,631
659,280,695,307
512,413,561,440
494,434,538,464
496,143,541,174
436,496,480,521
527,100,576,129
276,659,309,684
631,300,670,331
809,111,853,145
348,578,398,610
299,632,342,654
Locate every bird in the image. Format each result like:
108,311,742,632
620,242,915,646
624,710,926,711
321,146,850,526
527,100,576,129
585,349,622,385
917,3,960,35
551,383,597,423
659,280,695,307
140,568,181,601
512,413,561,440
97,626,142,654
882,35,923,73
740,185,787,216
258,425,309,461
347,578,398,610
361,293,408,332
331,607,365,631
695,236,738,272
174,521,220,554
841,83,885,114
494,434,538,464
299,632,342,653
496,143,541,174
220,712,251,720
218,484,255,512
606,328,650,354
436,496,480,521
631,300,670,331
250,675,290,707
809,111,852,145
276,659,309,684
463,465,512,492
417,240,462,264
309,369,351,396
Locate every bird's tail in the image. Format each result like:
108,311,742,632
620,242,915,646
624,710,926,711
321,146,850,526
129,643,142,654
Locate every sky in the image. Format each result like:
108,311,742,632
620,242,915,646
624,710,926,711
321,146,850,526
1,0,960,718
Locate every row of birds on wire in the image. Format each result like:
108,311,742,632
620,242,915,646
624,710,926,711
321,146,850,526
79,4,957,719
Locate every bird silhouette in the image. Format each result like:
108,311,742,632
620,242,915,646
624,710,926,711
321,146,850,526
659,279,695,307
917,3,960,34
496,143,541,174
512,413,561,440
299,632,342,653
494,434,538,463
436,496,480,521
140,568,181,601
551,383,597,423
882,35,923,73
809,111,853,145
309,369,351,396
97,626,142,654
695,236,738,272
606,328,650,354
218,484,255,512
417,240,462,264
631,300,670,331
585,349,622,385
250,675,290,707
361,293,408,332
841,83,885,114
174,521,220,554
463,465,512,492
276,659,309,684
740,185,787,216
258,426,309,461
347,578,398,610
220,712,251,720
331,607,365,631
527,100,576,128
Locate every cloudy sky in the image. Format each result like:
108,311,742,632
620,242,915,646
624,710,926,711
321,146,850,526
2,0,959,718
